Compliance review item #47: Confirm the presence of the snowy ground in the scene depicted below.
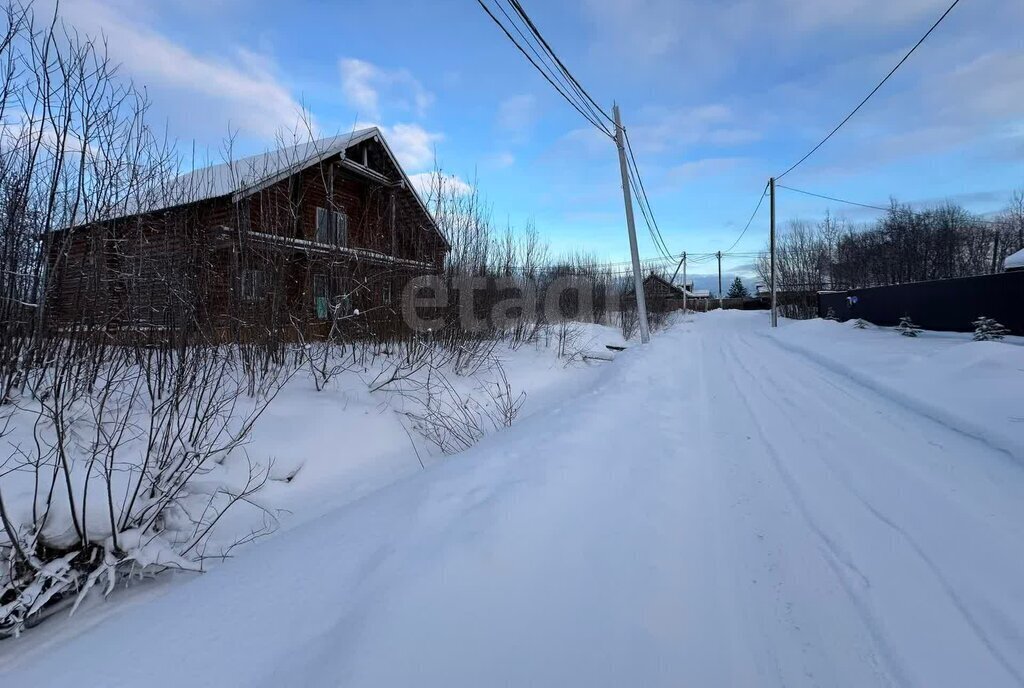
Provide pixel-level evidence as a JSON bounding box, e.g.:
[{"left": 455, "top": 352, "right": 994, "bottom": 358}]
[{"left": 3, "top": 311, "right": 1023, "bottom": 687}]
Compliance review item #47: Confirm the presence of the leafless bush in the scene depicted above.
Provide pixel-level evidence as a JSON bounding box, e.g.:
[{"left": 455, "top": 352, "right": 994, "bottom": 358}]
[
  {"left": 0, "top": 343, "right": 291, "bottom": 637},
  {"left": 396, "top": 356, "right": 524, "bottom": 455},
  {"left": 757, "top": 197, "right": 1024, "bottom": 320}
]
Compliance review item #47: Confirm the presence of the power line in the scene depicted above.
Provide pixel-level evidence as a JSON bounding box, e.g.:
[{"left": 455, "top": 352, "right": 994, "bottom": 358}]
[
  {"left": 777, "top": 184, "right": 891, "bottom": 212},
  {"left": 476, "top": 0, "right": 677, "bottom": 262},
  {"left": 626, "top": 155, "right": 674, "bottom": 260},
  {"left": 722, "top": 183, "right": 770, "bottom": 253},
  {"left": 490, "top": 0, "right": 610, "bottom": 134},
  {"left": 777, "top": 184, "right": 1004, "bottom": 224},
  {"left": 506, "top": 0, "right": 614, "bottom": 127},
  {"left": 623, "top": 130, "right": 674, "bottom": 260},
  {"left": 775, "top": 0, "right": 963, "bottom": 180},
  {"left": 475, "top": 0, "right": 613, "bottom": 137}
]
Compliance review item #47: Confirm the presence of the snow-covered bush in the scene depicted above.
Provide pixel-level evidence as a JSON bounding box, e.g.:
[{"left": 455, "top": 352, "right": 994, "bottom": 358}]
[
  {"left": 853, "top": 318, "right": 870, "bottom": 329},
  {"left": 0, "top": 344, "right": 291, "bottom": 637},
  {"left": 896, "top": 316, "right": 921, "bottom": 337},
  {"left": 972, "top": 316, "right": 1009, "bottom": 342},
  {"left": 824, "top": 307, "right": 839, "bottom": 321}
]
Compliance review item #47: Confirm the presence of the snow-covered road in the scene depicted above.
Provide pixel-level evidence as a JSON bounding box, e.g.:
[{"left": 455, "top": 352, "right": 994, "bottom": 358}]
[{"left": 4, "top": 312, "right": 1024, "bottom": 687}]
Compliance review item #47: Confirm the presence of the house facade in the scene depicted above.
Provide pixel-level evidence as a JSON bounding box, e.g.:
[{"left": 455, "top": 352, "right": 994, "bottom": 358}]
[
  {"left": 640, "top": 274, "right": 710, "bottom": 312},
  {"left": 45, "top": 128, "right": 448, "bottom": 341}
]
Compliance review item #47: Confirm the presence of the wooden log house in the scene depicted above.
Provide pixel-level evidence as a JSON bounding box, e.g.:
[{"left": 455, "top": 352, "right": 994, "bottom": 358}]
[{"left": 44, "top": 128, "right": 449, "bottom": 342}]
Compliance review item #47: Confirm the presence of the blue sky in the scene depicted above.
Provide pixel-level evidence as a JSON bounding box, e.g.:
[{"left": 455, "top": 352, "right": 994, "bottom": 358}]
[{"left": 53, "top": 0, "right": 1024, "bottom": 277}]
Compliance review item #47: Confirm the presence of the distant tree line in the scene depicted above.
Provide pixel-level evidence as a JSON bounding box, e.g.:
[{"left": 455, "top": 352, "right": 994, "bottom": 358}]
[{"left": 757, "top": 192, "right": 1024, "bottom": 296}]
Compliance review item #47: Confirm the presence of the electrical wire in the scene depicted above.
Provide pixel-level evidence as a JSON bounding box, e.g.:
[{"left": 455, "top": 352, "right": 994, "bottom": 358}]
[
  {"left": 475, "top": 0, "right": 613, "bottom": 137},
  {"left": 506, "top": 0, "right": 614, "bottom": 128},
  {"left": 490, "top": 0, "right": 610, "bottom": 135},
  {"left": 776, "top": 184, "right": 891, "bottom": 212},
  {"left": 775, "top": 0, "right": 963, "bottom": 180},
  {"left": 722, "top": 183, "right": 770, "bottom": 254},
  {"left": 476, "top": 0, "right": 678, "bottom": 259},
  {"left": 623, "top": 129, "right": 674, "bottom": 260},
  {"left": 777, "top": 183, "right": 1004, "bottom": 225}
]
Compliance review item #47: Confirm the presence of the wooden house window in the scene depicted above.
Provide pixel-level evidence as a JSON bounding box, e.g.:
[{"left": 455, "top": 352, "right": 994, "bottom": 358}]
[
  {"left": 313, "top": 274, "right": 329, "bottom": 320},
  {"left": 241, "top": 269, "right": 268, "bottom": 302},
  {"left": 315, "top": 207, "right": 348, "bottom": 247},
  {"left": 312, "top": 273, "right": 352, "bottom": 319}
]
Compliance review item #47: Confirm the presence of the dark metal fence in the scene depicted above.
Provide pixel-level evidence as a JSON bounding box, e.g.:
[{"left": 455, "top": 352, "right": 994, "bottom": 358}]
[{"left": 817, "top": 271, "right": 1024, "bottom": 335}]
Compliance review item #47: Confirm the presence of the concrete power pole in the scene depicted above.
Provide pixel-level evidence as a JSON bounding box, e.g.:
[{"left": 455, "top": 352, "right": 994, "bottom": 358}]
[
  {"left": 613, "top": 103, "right": 650, "bottom": 343},
  {"left": 770, "top": 177, "right": 778, "bottom": 328}
]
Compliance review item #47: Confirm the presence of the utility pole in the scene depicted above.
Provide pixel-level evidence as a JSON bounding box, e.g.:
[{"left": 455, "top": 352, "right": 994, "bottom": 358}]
[
  {"left": 670, "top": 254, "right": 684, "bottom": 284},
  {"left": 769, "top": 177, "right": 778, "bottom": 328},
  {"left": 613, "top": 103, "right": 650, "bottom": 343},
  {"left": 682, "top": 251, "right": 688, "bottom": 315},
  {"left": 716, "top": 251, "right": 722, "bottom": 306}
]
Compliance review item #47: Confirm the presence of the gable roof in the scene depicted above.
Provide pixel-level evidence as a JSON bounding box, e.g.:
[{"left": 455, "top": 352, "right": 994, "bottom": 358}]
[
  {"left": 174, "top": 128, "right": 379, "bottom": 204},
  {"left": 644, "top": 273, "right": 686, "bottom": 296},
  {"left": 176, "top": 127, "right": 446, "bottom": 246},
  {"left": 643, "top": 273, "right": 710, "bottom": 298}
]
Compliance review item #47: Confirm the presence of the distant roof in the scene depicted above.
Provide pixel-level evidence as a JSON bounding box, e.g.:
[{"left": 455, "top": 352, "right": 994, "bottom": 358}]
[
  {"left": 174, "top": 128, "right": 379, "bottom": 204},
  {"left": 643, "top": 274, "right": 710, "bottom": 298},
  {"left": 644, "top": 273, "right": 686, "bottom": 296},
  {"left": 1005, "top": 248, "right": 1024, "bottom": 271}
]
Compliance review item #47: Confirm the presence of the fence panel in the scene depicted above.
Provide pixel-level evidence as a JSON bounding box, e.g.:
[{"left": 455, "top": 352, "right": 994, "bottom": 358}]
[{"left": 818, "top": 272, "right": 1024, "bottom": 335}]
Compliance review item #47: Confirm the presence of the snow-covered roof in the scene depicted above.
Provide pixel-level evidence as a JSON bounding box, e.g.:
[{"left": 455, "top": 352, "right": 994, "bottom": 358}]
[
  {"left": 686, "top": 289, "right": 711, "bottom": 298},
  {"left": 65, "top": 127, "right": 447, "bottom": 246},
  {"left": 1005, "top": 248, "right": 1024, "bottom": 271},
  {"left": 174, "top": 128, "right": 379, "bottom": 205}
]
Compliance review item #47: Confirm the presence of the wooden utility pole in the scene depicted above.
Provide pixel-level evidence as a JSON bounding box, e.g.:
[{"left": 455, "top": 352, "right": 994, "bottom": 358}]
[
  {"left": 770, "top": 177, "right": 778, "bottom": 328},
  {"left": 991, "top": 231, "right": 1000, "bottom": 274},
  {"left": 716, "top": 251, "right": 722, "bottom": 305},
  {"left": 682, "top": 251, "right": 688, "bottom": 315},
  {"left": 613, "top": 103, "right": 650, "bottom": 343}
]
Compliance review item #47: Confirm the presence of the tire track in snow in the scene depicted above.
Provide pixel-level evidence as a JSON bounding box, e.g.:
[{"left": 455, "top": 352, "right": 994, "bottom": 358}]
[
  {"left": 734, "top": 332, "right": 1024, "bottom": 687},
  {"left": 718, "top": 340, "right": 911, "bottom": 688}
]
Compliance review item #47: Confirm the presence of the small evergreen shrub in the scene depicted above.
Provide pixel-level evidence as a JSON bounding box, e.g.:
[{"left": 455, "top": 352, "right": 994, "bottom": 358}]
[
  {"left": 853, "top": 318, "right": 869, "bottom": 329},
  {"left": 824, "top": 307, "right": 839, "bottom": 321},
  {"left": 896, "top": 315, "right": 920, "bottom": 337},
  {"left": 972, "top": 316, "right": 1009, "bottom": 341}
]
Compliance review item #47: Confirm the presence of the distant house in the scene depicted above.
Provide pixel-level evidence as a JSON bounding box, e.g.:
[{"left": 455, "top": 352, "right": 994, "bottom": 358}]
[
  {"left": 44, "top": 128, "right": 449, "bottom": 339},
  {"left": 637, "top": 274, "right": 709, "bottom": 312},
  {"left": 1005, "top": 248, "right": 1024, "bottom": 273}
]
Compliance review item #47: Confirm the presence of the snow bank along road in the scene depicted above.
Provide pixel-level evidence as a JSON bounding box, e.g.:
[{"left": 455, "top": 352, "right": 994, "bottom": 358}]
[{"left": 4, "top": 312, "right": 1024, "bottom": 687}]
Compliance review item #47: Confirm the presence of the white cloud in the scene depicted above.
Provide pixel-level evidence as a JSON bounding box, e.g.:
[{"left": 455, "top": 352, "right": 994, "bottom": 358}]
[
  {"left": 781, "top": 0, "right": 945, "bottom": 31},
  {"left": 339, "top": 58, "right": 434, "bottom": 122},
  {"left": 487, "top": 151, "right": 516, "bottom": 169},
  {"left": 496, "top": 94, "right": 539, "bottom": 141},
  {"left": 625, "top": 104, "right": 761, "bottom": 154},
  {"left": 378, "top": 123, "right": 443, "bottom": 171},
  {"left": 555, "top": 126, "right": 614, "bottom": 158},
  {"left": 580, "top": 0, "right": 692, "bottom": 60},
  {"left": 56, "top": 0, "right": 305, "bottom": 139},
  {"left": 408, "top": 171, "right": 473, "bottom": 199},
  {"left": 668, "top": 157, "right": 747, "bottom": 182}
]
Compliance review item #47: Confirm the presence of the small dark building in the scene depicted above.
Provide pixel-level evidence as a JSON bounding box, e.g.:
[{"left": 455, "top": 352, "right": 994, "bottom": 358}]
[{"left": 634, "top": 274, "right": 708, "bottom": 312}]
